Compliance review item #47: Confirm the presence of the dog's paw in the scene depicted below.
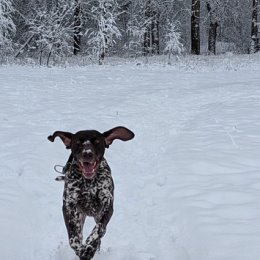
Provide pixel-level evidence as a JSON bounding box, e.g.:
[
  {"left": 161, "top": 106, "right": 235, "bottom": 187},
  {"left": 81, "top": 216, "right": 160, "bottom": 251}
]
[
  {"left": 79, "top": 237, "right": 102, "bottom": 260},
  {"left": 79, "top": 245, "right": 95, "bottom": 260}
]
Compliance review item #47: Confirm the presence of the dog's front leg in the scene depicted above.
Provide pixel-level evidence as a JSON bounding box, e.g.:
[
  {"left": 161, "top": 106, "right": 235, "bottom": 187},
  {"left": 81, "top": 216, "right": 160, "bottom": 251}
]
[
  {"left": 79, "top": 190, "right": 114, "bottom": 260},
  {"left": 63, "top": 205, "right": 86, "bottom": 256},
  {"left": 63, "top": 181, "right": 86, "bottom": 257}
]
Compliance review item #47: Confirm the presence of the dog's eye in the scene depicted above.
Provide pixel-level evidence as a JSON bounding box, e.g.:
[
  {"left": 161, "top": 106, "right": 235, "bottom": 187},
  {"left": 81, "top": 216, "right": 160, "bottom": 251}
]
[{"left": 94, "top": 139, "right": 100, "bottom": 144}]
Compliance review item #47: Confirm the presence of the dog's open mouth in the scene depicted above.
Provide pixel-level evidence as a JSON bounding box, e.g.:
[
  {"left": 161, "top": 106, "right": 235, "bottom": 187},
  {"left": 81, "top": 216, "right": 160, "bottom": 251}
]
[{"left": 79, "top": 160, "right": 99, "bottom": 179}]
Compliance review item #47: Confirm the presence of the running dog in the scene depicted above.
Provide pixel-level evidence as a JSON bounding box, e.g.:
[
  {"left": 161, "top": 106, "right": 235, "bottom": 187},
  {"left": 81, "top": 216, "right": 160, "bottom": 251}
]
[{"left": 48, "top": 126, "right": 134, "bottom": 260}]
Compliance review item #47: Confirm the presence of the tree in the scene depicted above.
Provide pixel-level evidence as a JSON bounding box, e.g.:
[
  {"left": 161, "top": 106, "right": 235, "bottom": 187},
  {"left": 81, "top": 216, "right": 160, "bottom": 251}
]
[
  {"left": 73, "top": 0, "right": 82, "bottom": 55},
  {"left": 207, "top": 2, "right": 219, "bottom": 55},
  {"left": 123, "top": 0, "right": 150, "bottom": 56},
  {"left": 143, "top": 0, "right": 159, "bottom": 55},
  {"left": 27, "top": 3, "right": 73, "bottom": 65},
  {"left": 164, "top": 22, "right": 184, "bottom": 64},
  {"left": 191, "top": 0, "right": 200, "bottom": 55},
  {"left": 251, "top": 0, "right": 259, "bottom": 53},
  {"left": 0, "top": 0, "right": 15, "bottom": 59},
  {"left": 87, "top": 0, "right": 121, "bottom": 64}
]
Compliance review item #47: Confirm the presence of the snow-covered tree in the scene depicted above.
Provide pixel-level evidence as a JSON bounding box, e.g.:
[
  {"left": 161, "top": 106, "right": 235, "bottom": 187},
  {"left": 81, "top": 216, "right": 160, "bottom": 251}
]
[
  {"left": 251, "top": 0, "right": 259, "bottom": 53},
  {"left": 164, "top": 22, "right": 184, "bottom": 64},
  {"left": 87, "top": 0, "right": 121, "bottom": 64},
  {"left": 126, "top": 21, "right": 147, "bottom": 56},
  {"left": 143, "top": 0, "right": 160, "bottom": 55},
  {"left": 27, "top": 4, "right": 73, "bottom": 65},
  {"left": 121, "top": 1, "right": 149, "bottom": 56},
  {"left": 0, "top": 0, "right": 15, "bottom": 59}
]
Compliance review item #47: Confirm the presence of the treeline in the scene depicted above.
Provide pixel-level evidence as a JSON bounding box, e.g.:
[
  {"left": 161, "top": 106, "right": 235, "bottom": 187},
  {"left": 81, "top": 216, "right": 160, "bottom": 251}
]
[{"left": 0, "top": 0, "right": 259, "bottom": 65}]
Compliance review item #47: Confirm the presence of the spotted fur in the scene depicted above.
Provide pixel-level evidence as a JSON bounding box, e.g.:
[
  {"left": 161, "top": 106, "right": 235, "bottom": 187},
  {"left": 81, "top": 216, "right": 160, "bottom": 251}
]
[{"left": 63, "top": 158, "right": 114, "bottom": 260}]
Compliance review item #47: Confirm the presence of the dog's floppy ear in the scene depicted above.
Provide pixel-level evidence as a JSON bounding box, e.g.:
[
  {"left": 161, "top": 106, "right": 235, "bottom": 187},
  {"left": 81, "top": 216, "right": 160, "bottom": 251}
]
[
  {"left": 103, "top": 126, "right": 134, "bottom": 147},
  {"left": 48, "top": 131, "right": 73, "bottom": 149}
]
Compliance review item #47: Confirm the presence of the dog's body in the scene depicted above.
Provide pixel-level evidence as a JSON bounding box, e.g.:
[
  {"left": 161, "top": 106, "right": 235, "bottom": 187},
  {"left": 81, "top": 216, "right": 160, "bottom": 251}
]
[
  {"left": 62, "top": 157, "right": 113, "bottom": 259},
  {"left": 48, "top": 127, "right": 134, "bottom": 260}
]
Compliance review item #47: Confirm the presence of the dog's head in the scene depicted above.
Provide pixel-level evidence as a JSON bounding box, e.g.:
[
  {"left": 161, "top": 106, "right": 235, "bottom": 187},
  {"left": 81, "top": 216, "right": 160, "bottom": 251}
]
[{"left": 48, "top": 126, "right": 134, "bottom": 179}]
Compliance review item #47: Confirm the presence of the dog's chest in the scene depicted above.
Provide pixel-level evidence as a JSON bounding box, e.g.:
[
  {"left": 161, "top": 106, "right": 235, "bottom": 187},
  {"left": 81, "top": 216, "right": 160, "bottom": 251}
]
[
  {"left": 64, "top": 159, "right": 113, "bottom": 217},
  {"left": 78, "top": 180, "right": 102, "bottom": 216}
]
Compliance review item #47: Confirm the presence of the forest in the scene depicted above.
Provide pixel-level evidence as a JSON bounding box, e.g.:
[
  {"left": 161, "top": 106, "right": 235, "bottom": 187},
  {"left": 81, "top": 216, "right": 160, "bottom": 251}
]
[{"left": 0, "top": 0, "right": 259, "bottom": 65}]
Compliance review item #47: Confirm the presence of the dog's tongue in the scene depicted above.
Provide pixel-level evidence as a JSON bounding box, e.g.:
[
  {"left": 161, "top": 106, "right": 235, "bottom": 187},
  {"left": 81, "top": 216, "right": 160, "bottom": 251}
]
[{"left": 80, "top": 161, "right": 97, "bottom": 178}]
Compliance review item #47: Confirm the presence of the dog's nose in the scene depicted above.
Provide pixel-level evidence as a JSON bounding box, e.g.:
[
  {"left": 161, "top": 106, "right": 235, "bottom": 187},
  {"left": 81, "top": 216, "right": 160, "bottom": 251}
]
[{"left": 83, "top": 150, "right": 94, "bottom": 159}]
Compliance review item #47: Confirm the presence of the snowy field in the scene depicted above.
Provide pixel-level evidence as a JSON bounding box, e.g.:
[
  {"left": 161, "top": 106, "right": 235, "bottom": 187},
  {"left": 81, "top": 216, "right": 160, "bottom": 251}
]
[{"left": 1, "top": 54, "right": 260, "bottom": 260}]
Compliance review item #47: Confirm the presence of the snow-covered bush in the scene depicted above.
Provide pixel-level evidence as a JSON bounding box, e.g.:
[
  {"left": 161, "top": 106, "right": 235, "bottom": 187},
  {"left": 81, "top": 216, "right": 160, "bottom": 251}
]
[
  {"left": 0, "top": 0, "right": 15, "bottom": 60},
  {"left": 164, "top": 22, "right": 184, "bottom": 64},
  {"left": 87, "top": 0, "right": 121, "bottom": 64}
]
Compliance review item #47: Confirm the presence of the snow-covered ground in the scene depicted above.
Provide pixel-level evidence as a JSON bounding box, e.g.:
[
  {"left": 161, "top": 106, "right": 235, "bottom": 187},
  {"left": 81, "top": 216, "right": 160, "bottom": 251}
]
[{"left": 1, "top": 54, "right": 260, "bottom": 260}]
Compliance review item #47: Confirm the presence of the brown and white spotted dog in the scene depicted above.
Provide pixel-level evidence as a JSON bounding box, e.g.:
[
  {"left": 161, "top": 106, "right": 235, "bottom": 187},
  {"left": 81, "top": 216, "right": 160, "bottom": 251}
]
[{"left": 48, "top": 127, "right": 134, "bottom": 260}]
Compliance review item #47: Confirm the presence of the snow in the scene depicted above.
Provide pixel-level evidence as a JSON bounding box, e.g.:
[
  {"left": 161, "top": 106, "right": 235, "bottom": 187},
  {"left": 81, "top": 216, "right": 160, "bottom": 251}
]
[{"left": 1, "top": 54, "right": 260, "bottom": 260}]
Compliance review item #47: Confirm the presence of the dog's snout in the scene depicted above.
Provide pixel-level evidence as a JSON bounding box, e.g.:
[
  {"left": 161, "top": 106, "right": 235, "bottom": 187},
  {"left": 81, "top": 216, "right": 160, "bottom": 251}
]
[{"left": 83, "top": 149, "right": 94, "bottom": 159}]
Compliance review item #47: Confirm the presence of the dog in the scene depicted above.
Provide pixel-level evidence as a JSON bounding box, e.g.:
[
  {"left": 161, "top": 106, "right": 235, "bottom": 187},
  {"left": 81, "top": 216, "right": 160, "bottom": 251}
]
[{"left": 48, "top": 126, "right": 134, "bottom": 260}]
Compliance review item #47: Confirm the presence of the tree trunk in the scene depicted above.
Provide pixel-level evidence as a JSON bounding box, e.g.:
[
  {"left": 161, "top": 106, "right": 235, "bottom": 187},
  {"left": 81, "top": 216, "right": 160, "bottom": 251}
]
[
  {"left": 73, "top": 0, "right": 81, "bottom": 55},
  {"left": 120, "top": 2, "right": 131, "bottom": 49},
  {"left": 152, "top": 15, "right": 160, "bottom": 54},
  {"left": 39, "top": 49, "right": 43, "bottom": 66},
  {"left": 144, "top": 1, "right": 152, "bottom": 55},
  {"left": 191, "top": 0, "right": 200, "bottom": 55},
  {"left": 143, "top": 31, "right": 150, "bottom": 55},
  {"left": 47, "top": 50, "right": 52, "bottom": 67},
  {"left": 207, "top": 2, "right": 218, "bottom": 55},
  {"left": 208, "top": 22, "right": 218, "bottom": 54},
  {"left": 251, "top": 0, "right": 259, "bottom": 53},
  {"left": 143, "top": 0, "right": 159, "bottom": 55},
  {"left": 99, "top": 41, "right": 106, "bottom": 65}
]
